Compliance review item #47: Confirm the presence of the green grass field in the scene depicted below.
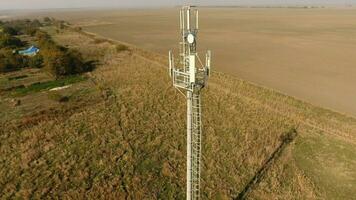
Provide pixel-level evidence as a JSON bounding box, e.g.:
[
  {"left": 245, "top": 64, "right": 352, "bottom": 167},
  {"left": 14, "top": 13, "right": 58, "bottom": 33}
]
[{"left": 12, "top": 75, "right": 86, "bottom": 96}]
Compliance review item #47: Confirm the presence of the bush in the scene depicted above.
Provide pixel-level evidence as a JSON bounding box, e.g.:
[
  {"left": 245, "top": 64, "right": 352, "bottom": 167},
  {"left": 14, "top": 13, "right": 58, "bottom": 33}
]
[
  {"left": 35, "top": 30, "right": 52, "bottom": 44},
  {"left": 0, "top": 19, "right": 45, "bottom": 36},
  {"left": 43, "top": 17, "right": 52, "bottom": 24},
  {"left": 30, "top": 19, "right": 42, "bottom": 28},
  {"left": 8, "top": 75, "right": 28, "bottom": 81},
  {"left": 41, "top": 48, "right": 88, "bottom": 77},
  {"left": 27, "top": 54, "right": 44, "bottom": 68},
  {"left": 0, "top": 48, "right": 24, "bottom": 72},
  {"left": 39, "top": 38, "right": 90, "bottom": 78},
  {"left": 116, "top": 44, "right": 129, "bottom": 52},
  {"left": 42, "top": 49, "right": 69, "bottom": 77},
  {"left": 24, "top": 27, "right": 38, "bottom": 36},
  {"left": 93, "top": 38, "right": 106, "bottom": 44},
  {"left": 48, "top": 91, "right": 69, "bottom": 102},
  {"left": 2, "top": 26, "right": 18, "bottom": 35},
  {"left": 0, "top": 34, "right": 24, "bottom": 48},
  {"left": 54, "top": 21, "right": 66, "bottom": 30},
  {"left": 73, "top": 26, "right": 82, "bottom": 31}
]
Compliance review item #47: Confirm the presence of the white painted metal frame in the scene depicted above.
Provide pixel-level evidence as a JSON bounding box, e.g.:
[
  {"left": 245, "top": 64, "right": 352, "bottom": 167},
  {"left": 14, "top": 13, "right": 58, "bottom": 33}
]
[{"left": 169, "top": 5, "right": 211, "bottom": 200}]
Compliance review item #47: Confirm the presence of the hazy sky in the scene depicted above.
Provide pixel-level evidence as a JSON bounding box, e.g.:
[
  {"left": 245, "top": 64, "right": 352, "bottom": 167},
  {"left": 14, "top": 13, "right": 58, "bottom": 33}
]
[{"left": 0, "top": 0, "right": 355, "bottom": 10}]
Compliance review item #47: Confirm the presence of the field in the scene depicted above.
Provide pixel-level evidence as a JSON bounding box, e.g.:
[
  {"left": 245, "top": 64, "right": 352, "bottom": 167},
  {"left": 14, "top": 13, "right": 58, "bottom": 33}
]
[
  {"left": 17, "top": 7, "right": 356, "bottom": 117},
  {"left": 0, "top": 23, "right": 355, "bottom": 199}
]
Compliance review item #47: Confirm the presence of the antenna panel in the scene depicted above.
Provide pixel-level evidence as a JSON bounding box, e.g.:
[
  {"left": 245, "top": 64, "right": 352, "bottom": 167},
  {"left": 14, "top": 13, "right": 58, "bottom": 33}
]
[{"left": 189, "top": 55, "right": 196, "bottom": 83}]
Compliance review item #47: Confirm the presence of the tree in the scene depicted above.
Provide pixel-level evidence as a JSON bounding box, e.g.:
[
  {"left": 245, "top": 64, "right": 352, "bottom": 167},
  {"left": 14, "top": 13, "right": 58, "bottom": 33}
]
[
  {"left": 35, "top": 30, "right": 52, "bottom": 44},
  {"left": 66, "top": 49, "right": 86, "bottom": 74},
  {"left": 30, "top": 19, "right": 42, "bottom": 28},
  {"left": 24, "top": 27, "right": 38, "bottom": 36},
  {"left": 41, "top": 46, "right": 70, "bottom": 78},
  {"left": 0, "top": 34, "right": 24, "bottom": 48},
  {"left": 43, "top": 17, "right": 52, "bottom": 24},
  {"left": 2, "top": 26, "right": 18, "bottom": 35},
  {"left": 40, "top": 45, "right": 89, "bottom": 78},
  {"left": 0, "top": 48, "right": 24, "bottom": 72},
  {"left": 27, "top": 54, "right": 44, "bottom": 68},
  {"left": 34, "top": 26, "right": 90, "bottom": 78}
]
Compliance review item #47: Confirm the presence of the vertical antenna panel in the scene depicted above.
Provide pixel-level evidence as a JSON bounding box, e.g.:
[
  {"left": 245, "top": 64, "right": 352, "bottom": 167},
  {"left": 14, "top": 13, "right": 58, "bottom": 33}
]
[
  {"left": 187, "top": 8, "right": 190, "bottom": 30},
  {"left": 180, "top": 10, "right": 183, "bottom": 30},
  {"left": 196, "top": 10, "right": 199, "bottom": 30},
  {"left": 206, "top": 50, "right": 211, "bottom": 76},
  {"left": 189, "top": 55, "right": 196, "bottom": 83},
  {"left": 182, "top": 10, "right": 185, "bottom": 33},
  {"left": 169, "top": 51, "right": 174, "bottom": 77}
]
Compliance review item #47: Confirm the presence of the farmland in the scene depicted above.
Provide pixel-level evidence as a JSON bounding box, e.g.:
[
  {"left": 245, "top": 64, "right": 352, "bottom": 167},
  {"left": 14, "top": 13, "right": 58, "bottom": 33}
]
[
  {"left": 0, "top": 20, "right": 355, "bottom": 199},
  {"left": 17, "top": 7, "right": 356, "bottom": 117}
]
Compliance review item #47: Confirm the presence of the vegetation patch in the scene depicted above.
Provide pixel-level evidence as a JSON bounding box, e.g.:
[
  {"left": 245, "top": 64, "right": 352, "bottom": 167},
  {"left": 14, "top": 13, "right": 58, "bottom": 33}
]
[
  {"left": 116, "top": 44, "right": 129, "bottom": 52},
  {"left": 293, "top": 133, "right": 356, "bottom": 200},
  {"left": 93, "top": 38, "right": 107, "bottom": 44},
  {"left": 12, "top": 75, "right": 86, "bottom": 96},
  {"left": 48, "top": 91, "right": 70, "bottom": 102},
  {"left": 8, "top": 74, "right": 28, "bottom": 81},
  {"left": 0, "top": 18, "right": 94, "bottom": 77}
]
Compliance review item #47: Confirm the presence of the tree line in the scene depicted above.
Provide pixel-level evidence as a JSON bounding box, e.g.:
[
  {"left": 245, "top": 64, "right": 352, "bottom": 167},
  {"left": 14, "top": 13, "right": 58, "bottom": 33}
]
[{"left": 0, "top": 18, "right": 92, "bottom": 78}]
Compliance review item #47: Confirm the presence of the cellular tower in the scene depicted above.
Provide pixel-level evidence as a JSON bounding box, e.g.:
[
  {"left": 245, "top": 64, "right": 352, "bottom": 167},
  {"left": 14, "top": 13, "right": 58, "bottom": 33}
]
[{"left": 168, "top": 6, "right": 211, "bottom": 200}]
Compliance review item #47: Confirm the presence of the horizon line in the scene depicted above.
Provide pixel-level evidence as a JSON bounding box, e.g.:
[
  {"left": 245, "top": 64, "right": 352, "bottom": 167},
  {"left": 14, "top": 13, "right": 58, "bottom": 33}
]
[{"left": 0, "top": 3, "right": 355, "bottom": 12}]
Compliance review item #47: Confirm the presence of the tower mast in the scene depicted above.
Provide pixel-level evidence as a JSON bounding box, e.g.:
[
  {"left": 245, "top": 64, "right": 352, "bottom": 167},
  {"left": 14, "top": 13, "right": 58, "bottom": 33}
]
[{"left": 169, "top": 6, "right": 211, "bottom": 200}]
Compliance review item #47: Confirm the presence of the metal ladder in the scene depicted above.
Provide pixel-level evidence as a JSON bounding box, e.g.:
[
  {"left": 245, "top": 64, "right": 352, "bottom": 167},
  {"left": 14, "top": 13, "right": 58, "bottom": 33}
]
[{"left": 190, "top": 92, "right": 202, "bottom": 199}]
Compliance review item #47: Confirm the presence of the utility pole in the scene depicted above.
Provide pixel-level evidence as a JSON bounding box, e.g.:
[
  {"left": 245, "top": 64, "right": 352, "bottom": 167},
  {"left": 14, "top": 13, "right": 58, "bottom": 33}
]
[{"left": 169, "top": 5, "right": 211, "bottom": 200}]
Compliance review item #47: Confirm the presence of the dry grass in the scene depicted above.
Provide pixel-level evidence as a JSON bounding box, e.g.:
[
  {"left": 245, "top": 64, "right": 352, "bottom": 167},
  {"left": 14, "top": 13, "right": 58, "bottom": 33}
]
[{"left": 0, "top": 27, "right": 355, "bottom": 199}]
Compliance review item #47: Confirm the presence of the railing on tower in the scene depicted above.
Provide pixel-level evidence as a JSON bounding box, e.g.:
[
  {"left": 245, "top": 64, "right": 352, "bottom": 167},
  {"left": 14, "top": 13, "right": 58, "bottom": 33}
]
[{"left": 168, "top": 5, "right": 212, "bottom": 200}]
